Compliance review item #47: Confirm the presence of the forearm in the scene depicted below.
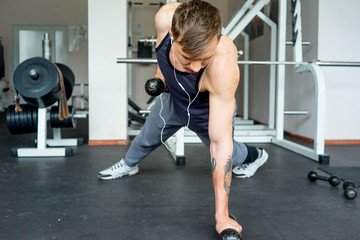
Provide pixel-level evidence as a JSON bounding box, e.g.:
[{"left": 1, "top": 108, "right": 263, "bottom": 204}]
[{"left": 211, "top": 139, "right": 233, "bottom": 220}]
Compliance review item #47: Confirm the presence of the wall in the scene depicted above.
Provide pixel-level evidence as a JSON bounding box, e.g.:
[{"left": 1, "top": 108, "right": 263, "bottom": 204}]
[
  {"left": 318, "top": 0, "right": 360, "bottom": 140},
  {"left": 0, "top": 0, "right": 88, "bottom": 107},
  {"left": 88, "top": 0, "right": 128, "bottom": 143}
]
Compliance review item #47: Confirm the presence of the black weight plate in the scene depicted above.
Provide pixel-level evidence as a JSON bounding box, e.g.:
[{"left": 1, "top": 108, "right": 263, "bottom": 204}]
[
  {"left": 13, "top": 108, "right": 21, "bottom": 134},
  {"left": 14, "top": 57, "right": 59, "bottom": 98},
  {"left": 27, "top": 105, "right": 36, "bottom": 132},
  {"left": 31, "top": 107, "right": 38, "bottom": 129},
  {"left": 50, "top": 105, "right": 76, "bottom": 128},
  {"left": 12, "top": 106, "right": 20, "bottom": 134},
  {"left": 18, "top": 106, "right": 27, "bottom": 132},
  {"left": 6, "top": 105, "right": 15, "bottom": 134},
  {"left": 25, "top": 105, "right": 34, "bottom": 132},
  {"left": 22, "top": 105, "right": 34, "bottom": 133},
  {"left": 55, "top": 63, "right": 75, "bottom": 99},
  {"left": 49, "top": 106, "right": 58, "bottom": 128},
  {"left": 13, "top": 57, "right": 61, "bottom": 107}
]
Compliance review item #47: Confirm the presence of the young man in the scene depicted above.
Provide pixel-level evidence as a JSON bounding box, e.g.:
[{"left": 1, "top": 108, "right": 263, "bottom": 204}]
[{"left": 98, "top": 0, "right": 268, "bottom": 235}]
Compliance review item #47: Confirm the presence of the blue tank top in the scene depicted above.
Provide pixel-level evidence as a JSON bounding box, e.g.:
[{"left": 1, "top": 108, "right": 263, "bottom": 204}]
[{"left": 155, "top": 33, "right": 209, "bottom": 135}]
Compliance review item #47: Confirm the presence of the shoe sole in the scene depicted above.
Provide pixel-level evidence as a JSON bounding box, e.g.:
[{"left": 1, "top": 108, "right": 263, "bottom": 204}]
[
  {"left": 98, "top": 168, "right": 139, "bottom": 180},
  {"left": 233, "top": 151, "right": 268, "bottom": 179}
]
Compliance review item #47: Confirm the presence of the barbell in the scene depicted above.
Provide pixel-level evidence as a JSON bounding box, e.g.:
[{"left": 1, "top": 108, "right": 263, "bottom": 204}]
[{"left": 116, "top": 58, "right": 360, "bottom": 67}]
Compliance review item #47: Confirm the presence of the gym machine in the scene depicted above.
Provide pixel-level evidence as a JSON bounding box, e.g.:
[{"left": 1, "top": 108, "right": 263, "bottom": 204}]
[{"left": 7, "top": 33, "right": 84, "bottom": 157}]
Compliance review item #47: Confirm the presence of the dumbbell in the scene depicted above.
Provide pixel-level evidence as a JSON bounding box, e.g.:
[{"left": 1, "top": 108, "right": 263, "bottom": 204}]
[
  {"left": 218, "top": 214, "right": 243, "bottom": 240},
  {"left": 343, "top": 180, "right": 358, "bottom": 200},
  {"left": 145, "top": 77, "right": 165, "bottom": 96},
  {"left": 307, "top": 171, "right": 341, "bottom": 187},
  {"left": 308, "top": 171, "right": 358, "bottom": 200}
]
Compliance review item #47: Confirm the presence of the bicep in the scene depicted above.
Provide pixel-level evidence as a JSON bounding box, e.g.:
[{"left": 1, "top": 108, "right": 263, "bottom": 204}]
[
  {"left": 208, "top": 63, "right": 239, "bottom": 143},
  {"left": 208, "top": 92, "right": 235, "bottom": 144}
]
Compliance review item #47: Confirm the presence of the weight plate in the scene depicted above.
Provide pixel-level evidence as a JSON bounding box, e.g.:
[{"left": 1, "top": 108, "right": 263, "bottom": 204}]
[
  {"left": 50, "top": 105, "right": 76, "bottom": 128},
  {"left": 31, "top": 107, "right": 38, "bottom": 129},
  {"left": 13, "top": 57, "right": 61, "bottom": 107},
  {"left": 18, "top": 106, "right": 27, "bottom": 132},
  {"left": 6, "top": 105, "right": 15, "bottom": 134},
  {"left": 13, "top": 108, "right": 21, "bottom": 134},
  {"left": 22, "top": 105, "right": 35, "bottom": 133},
  {"left": 25, "top": 105, "right": 34, "bottom": 132}
]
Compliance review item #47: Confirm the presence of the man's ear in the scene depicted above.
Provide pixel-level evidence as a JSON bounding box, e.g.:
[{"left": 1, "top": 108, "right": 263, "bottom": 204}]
[{"left": 169, "top": 28, "right": 174, "bottom": 44}]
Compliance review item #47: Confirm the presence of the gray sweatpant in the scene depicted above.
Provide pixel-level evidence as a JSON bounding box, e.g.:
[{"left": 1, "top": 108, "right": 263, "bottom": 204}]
[{"left": 124, "top": 92, "right": 248, "bottom": 167}]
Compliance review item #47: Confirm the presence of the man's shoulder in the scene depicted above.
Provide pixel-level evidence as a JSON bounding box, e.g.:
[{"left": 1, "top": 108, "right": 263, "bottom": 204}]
[
  {"left": 210, "top": 36, "right": 238, "bottom": 72},
  {"left": 217, "top": 36, "right": 237, "bottom": 58}
]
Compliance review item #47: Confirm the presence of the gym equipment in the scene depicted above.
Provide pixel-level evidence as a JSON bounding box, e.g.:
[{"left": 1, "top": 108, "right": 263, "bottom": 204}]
[
  {"left": 13, "top": 57, "right": 61, "bottom": 108},
  {"left": 218, "top": 214, "right": 242, "bottom": 240},
  {"left": 13, "top": 57, "right": 75, "bottom": 108},
  {"left": 343, "top": 182, "right": 358, "bottom": 200},
  {"left": 9, "top": 32, "right": 84, "bottom": 158},
  {"left": 117, "top": 58, "right": 360, "bottom": 67},
  {"left": 145, "top": 77, "right": 165, "bottom": 96},
  {"left": 50, "top": 105, "right": 76, "bottom": 128},
  {"left": 219, "top": 229, "right": 242, "bottom": 240},
  {"left": 307, "top": 171, "right": 341, "bottom": 187},
  {"left": 308, "top": 170, "right": 358, "bottom": 200},
  {"left": 6, "top": 104, "right": 38, "bottom": 134}
]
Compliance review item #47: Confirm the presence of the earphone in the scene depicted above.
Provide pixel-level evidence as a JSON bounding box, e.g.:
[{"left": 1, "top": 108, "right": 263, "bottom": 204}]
[{"left": 170, "top": 36, "right": 173, "bottom": 44}]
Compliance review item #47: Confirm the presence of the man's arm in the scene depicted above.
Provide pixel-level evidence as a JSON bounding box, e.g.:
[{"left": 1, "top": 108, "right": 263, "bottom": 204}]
[
  {"left": 206, "top": 36, "right": 242, "bottom": 234},
  {"left": 153, "top": 2, "right": 181, "bottom": 85}
]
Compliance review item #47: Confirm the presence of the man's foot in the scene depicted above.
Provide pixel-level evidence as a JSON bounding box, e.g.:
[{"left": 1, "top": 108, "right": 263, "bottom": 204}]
[
  {"left": 98, "top": 159, "right": 139, "bottom": 180},
  {"left": 232, "top": 148, "right": 268, "bottom": 178}
]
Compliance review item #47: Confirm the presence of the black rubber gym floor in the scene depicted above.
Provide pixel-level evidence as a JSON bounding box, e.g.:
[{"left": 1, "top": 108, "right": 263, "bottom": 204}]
[{"left": 1, "top": 111, "right": 360, "bottom": 240}]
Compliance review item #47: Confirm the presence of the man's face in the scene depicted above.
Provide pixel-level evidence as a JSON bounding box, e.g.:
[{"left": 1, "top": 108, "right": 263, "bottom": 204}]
[{"left": 172, "top": 36, "right": 219, "bottom": 73}]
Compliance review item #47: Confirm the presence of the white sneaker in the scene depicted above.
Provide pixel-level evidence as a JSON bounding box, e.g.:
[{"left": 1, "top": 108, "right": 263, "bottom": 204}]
[
  {"left": 232, "top": 148, "right": 268, "bottom": 178},
  {"left": 98, "top": 159, "right": 139, "bottom": 180}
]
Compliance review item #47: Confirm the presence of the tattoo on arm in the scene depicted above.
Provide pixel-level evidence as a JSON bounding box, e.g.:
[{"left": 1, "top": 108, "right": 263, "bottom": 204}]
[
  {"left": 224, "top": 156, "right": 232, "bottom": 196},
  {"left": 211, "top": 157, "right": 216, "bottom": 175}
]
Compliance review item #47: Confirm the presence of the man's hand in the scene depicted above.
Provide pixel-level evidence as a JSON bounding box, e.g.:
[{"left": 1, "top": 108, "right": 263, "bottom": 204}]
[{"left": 216, "top": 214, "right": 242, "bottom": 234}]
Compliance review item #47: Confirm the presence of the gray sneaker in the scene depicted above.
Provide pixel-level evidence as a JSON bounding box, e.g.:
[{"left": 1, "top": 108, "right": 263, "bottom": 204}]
[
  {"left": 232, "top": 148, "right": 268, "bottom": 178},
  {"left": 98, "top": 159, "right": 139, "bottom": 180}
]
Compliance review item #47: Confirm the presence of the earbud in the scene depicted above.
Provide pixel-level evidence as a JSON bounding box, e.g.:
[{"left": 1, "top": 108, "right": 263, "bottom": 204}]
[{"left": 170, "top": 36, "right": 173, "bottom": 44}]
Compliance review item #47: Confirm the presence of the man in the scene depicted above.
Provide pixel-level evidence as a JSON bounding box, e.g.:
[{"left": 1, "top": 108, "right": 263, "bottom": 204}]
[{"left": 98, "top": 0, "right": 268, "bottom": 235}]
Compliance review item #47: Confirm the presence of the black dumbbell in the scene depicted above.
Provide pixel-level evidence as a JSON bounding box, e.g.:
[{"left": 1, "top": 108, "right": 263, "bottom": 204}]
[
  {"left": 307, "top": 171, "right": 341, "bottom": 187},
  {"left": 218, "top": 214, "right": 242, "bottom": 240},
  {"left": 343, "top": 180, "right": 358, "bottom": 200},
  {"left": 219, "top": 229, "right": 242, "bottom": 240},
  {"left": 145, "top": 77, "right": 165, "bottom": 96}
]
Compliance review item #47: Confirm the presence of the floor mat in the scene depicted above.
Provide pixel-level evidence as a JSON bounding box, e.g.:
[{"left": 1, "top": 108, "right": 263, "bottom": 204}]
[{"left": 318, "top": 166, "right": 360, "bottom": 186}]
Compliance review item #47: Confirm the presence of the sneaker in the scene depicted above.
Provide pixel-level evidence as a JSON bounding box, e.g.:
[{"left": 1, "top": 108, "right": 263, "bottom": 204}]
[
  {"left": 98, "top": 159, "right": 139, "bottom": 180},
  {"left": 232, "top": 148, "right": 268, "bottom": 178}
]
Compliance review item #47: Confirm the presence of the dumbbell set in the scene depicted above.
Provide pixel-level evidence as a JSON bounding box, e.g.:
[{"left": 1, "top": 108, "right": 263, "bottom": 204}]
[{"left": 307, "top": 171, "right": 358, "bottom": 200}]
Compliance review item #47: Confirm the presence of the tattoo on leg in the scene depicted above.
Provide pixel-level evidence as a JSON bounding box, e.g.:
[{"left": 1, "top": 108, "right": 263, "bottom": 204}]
[
  {"left": 211, "top": 157, "right": 216, "bottom": 174},
  {"left": 224, "top": 156, "right": 232, "bottom": 196}
]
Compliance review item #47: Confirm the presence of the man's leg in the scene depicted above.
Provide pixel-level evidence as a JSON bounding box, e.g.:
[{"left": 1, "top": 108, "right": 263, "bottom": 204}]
[
  {"left": 98, "top": 93, "right": 183, "bottom": 179},
  {"left": 125, "top": 93, "right": 183, "bottom": 166}
]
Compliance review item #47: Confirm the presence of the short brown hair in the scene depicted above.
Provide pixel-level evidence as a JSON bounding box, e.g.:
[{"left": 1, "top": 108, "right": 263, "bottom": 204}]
[{"left": 171, "top": 0, "right": 222, "bottom": 58}]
